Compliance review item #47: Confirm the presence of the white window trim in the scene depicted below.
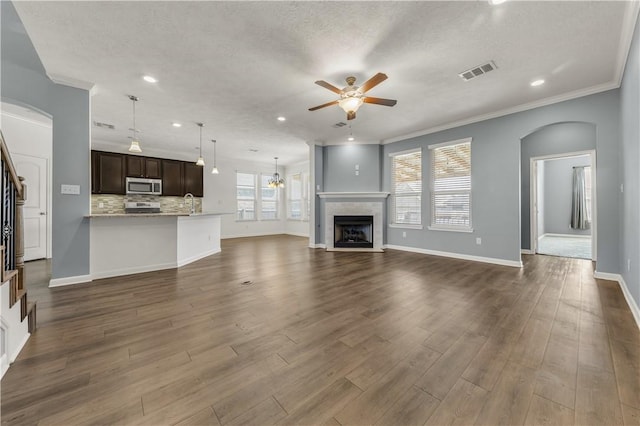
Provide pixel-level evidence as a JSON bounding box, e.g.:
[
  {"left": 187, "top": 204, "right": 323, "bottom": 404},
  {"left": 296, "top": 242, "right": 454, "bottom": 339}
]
[
  {"left": 260, "top": 172, "right": 280, "bottom": 221},
  {"left": 390, "top": 147, "right": 422, "bottom": 227},
  {"left": 429, "top": 138, "right": 473, "bottom": 232},
  {"left": 389, "top": 223, "right": 424, "bottom": 230},
  {"left": 236, "top": 170, "right": 258, "bottom": 222}
]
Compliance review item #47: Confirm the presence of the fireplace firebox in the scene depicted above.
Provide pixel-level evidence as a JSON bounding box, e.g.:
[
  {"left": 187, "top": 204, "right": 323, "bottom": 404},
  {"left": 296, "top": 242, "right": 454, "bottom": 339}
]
[{"left": 334, "top": 215, "right": 374, "bottom": 248}]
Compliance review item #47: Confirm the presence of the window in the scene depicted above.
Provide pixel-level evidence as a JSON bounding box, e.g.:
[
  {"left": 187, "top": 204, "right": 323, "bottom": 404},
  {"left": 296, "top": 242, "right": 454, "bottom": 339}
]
[
  {"left": 236, "top": 172, "right": 256, "bottom": 220},
  {"left": 260, "top": 174, "right": 279, "bottom": 220},
  {"left": 429, "top": 138, "right": 472, "bottom": 231},
  {"left": 390, "top": 149, "right": 422, "bottom": 226},
  {"left": 287, "top": 172, "right": 309, "bottom": 221}
]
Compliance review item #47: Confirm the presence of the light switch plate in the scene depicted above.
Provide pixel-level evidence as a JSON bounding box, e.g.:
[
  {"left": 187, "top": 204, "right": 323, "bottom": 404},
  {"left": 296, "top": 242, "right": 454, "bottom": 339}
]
[{"left": 61, "top": 184, "right": 80, "bottom": 195}]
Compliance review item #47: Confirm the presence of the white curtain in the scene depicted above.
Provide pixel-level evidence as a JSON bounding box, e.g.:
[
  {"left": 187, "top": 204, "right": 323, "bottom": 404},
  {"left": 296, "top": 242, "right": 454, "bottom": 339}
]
[{"left": 571, "top": 166, "right": 590, "bottom": 230}]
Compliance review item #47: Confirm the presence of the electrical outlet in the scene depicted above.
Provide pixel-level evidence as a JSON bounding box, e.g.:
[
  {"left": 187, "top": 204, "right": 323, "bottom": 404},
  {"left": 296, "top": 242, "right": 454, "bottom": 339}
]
[
  {"left": 476, "top": 237, "right": 482, "bottom": 245},
  {"left": 621, "top": 184, "right": 624, "bottom": 193},
  {"left": 627, "top": 259, "right": 631, "bottom": 272},
  {"left": 355, "top": 164, "right": 360, "bottom": 171},
  {"left": 179, "top": 203, "right": 184, "bottom": 208},
  {"left": 355, "top": 171, "right": 359, "bottom": 176},
  {"left": 402, "top": 231, "right": 406, "bottom": 238},
  {"left": 98, "top": 202, "right": 104, "bottom": 208},
  {"left": 317, "top": 185, "right": 321, "bottom": 191}
]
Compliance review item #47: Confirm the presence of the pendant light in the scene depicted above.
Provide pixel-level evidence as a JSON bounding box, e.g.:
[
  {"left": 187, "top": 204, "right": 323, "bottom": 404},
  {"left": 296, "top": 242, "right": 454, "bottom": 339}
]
[
  {"left": 128, "top": 95, "right": 142, "bottom": 153},
  {"left": 195, "top": 123, "right": 205, "bottom": 166},
  {"left": 268, "top": 157, "right": 284, "bottom": 188},
  {"left": 211, "top": 139, "right": 219, "bottom": 174}
]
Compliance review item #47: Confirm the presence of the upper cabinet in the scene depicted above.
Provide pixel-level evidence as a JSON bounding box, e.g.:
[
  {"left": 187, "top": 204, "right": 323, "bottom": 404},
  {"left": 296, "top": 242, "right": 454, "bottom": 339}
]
[
  {"left": 92, "top": 151, "right": 125, "bottom": 195},
  {"left": 161, "top": 159, "right": 184, "bottom": 197},
  {"left": 184, "top": 162, "right": 204, "bottom": 197},
  {"left": 91, "top": 150, "right": 203, "bottom": 196},
  {"left": 126, "top": 156, "right": 162, "bottom": 179}
]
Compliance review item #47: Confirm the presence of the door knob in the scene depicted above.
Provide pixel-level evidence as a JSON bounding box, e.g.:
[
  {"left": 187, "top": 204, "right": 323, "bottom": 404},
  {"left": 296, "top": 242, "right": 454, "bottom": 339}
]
[{"left": 40, "top": 212, "right": 46, "bottom": 216}]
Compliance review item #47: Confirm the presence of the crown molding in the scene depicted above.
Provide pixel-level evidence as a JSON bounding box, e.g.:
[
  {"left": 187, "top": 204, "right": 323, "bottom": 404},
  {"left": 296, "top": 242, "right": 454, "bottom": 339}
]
[{"left": 47, "top": 73, "right": 94, "bottom": 91}]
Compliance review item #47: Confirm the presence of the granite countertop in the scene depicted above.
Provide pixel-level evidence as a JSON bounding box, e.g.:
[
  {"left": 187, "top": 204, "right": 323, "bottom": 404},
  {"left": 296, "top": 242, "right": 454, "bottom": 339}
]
[{"left": 87, "top": 211, "right": 233, "bottom": 218}]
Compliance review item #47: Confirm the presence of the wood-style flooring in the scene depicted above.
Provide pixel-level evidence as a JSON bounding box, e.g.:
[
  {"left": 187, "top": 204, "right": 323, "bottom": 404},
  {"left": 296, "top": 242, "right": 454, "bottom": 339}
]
[{"left": 1, "top": 235, "right": 638, "bottom": 425}]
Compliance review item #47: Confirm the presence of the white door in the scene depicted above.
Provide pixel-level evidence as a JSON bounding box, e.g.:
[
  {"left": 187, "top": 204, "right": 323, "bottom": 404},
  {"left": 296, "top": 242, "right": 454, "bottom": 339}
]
[{"left": 13, "top": 153, "right": 47, "bottom": 261}]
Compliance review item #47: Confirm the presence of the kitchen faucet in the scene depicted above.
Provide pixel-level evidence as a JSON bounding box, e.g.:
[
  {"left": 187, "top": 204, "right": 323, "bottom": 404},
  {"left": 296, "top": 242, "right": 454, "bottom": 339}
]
[{"left": 184, "top": 193, "right": 195, "bottom": 214}]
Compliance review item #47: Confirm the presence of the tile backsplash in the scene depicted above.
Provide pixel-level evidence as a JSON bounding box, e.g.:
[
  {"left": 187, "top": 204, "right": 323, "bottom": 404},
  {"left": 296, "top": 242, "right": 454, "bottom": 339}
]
[{"left": 91, "top": 194, "right": 202, "bottom": 214}]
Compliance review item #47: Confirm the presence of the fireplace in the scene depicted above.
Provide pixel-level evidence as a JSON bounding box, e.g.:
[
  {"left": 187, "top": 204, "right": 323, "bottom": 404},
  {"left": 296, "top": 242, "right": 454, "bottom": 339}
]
[{"left": 334, "top": 215, "right": 374, "bottom": 249}]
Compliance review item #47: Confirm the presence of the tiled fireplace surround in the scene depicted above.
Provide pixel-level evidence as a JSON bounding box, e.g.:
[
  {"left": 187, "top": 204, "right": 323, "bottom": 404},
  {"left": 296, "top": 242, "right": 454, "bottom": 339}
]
[{"left": 320, "top": 193, "right": 389, "bottom": 252}]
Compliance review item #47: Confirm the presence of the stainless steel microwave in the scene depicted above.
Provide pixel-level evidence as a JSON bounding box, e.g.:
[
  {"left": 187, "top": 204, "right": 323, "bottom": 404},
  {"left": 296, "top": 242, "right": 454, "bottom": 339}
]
[{"left": 125, "top": 177, "right": 162, "bottom": 195}]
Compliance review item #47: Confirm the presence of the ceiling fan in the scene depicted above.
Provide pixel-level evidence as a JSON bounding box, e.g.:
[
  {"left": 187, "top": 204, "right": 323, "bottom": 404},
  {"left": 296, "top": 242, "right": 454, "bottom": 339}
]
[{"left": 309, "top": 72, "right": 397, "bottom": 120}]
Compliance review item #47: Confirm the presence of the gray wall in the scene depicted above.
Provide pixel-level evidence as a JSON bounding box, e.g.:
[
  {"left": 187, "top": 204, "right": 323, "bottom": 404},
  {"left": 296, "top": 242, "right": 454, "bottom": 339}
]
[
  {"left": 1, "top": 1, "right": 91, "bottom": 280},
  {"left": 619, "top": 10, "right": 640, "bottom": 311},
  {"left": 323, "top": 145, "right": 381, "bottom": 192},
  {"left": 376, "top": 90, "right": 620, "bottom": 271},
  {"left": 542, "top": 156, "right": 591, "bottom": 236},
  {"left": 521, "top": 122, "right": 597, "bottom": 249}
]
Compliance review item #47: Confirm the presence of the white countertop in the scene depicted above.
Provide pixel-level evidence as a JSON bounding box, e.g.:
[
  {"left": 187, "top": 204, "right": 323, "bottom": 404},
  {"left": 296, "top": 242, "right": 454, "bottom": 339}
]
[{"left": 87, "top": 211, "right": 233, "bottom": 218}]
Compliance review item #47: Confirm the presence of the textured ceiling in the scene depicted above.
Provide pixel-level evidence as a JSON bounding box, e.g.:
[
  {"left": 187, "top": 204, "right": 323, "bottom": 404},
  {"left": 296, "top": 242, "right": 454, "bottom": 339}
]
[{"left": 13, "top": 1, "right": 638, "bottom": 165}]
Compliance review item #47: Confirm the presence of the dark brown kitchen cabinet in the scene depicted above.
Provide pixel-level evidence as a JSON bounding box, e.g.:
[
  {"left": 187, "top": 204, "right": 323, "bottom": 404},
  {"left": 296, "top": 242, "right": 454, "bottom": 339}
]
[
  {"left": 126, "top": 156, "right": 162, "bottom": 179},
  {"left": 183, "top": 162, "right": 204, "bottom": 197},
  {"left": 92, "top": 151, "right": 125, "bottom": 194},
  {"left": 161, "top": 159, "right": 183, "bottom": 196}
]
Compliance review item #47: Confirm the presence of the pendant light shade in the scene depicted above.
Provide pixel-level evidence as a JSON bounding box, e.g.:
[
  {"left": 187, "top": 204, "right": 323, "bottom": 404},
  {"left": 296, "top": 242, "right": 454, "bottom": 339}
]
[
  {"left": 196, "top": 123, "right": 205, "bottom": 166},
  {"left": 128, "top": 95, "right": 142, "bottom": 153},
  {"left": 211, "top": 139, "right": 219, "bottom": 174},
  {"left": 268, "top": 157, "right": 284, "bottom": 188}
]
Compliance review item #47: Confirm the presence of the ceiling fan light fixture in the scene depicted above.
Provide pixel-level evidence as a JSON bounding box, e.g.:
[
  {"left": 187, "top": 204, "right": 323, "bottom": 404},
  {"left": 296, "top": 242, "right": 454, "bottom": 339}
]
[{"left": 338, "top": 96, "right": 363, "bottom": 114}]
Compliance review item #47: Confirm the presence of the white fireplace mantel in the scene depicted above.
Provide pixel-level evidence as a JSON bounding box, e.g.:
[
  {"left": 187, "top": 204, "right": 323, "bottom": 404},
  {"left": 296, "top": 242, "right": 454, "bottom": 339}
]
[{"left": 318, "top": 192, "right": 390, "bottom": 199}]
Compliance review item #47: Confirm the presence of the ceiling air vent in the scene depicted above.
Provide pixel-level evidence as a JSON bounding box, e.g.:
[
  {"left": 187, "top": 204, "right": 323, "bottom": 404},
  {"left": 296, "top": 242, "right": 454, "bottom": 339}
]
[
  {"left": 333, "top": 122, "right": 347, "bottom": 128},
  {"left": 93, "top": 121, "right": 115, "bottom": 130},
  {"left": 459, "top": 61, "right": 497, "bottom": 82}
]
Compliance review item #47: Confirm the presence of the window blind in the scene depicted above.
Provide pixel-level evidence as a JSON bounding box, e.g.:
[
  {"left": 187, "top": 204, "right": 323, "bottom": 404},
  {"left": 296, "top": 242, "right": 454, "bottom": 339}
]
[
  {"left": 430, "top": 141, "right": 471, "bottom": 229},
  {"left": 391, "top": 149, "right": 422, "bottom": 225},
  {"left": 260, "top": 174, "right": 279, "bottom": 220}
]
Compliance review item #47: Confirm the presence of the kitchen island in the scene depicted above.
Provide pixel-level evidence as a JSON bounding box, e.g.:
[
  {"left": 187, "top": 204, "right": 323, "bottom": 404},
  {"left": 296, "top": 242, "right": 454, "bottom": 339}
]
[{"left": 87, "top": 212, "right": 230, "bottom": 280}]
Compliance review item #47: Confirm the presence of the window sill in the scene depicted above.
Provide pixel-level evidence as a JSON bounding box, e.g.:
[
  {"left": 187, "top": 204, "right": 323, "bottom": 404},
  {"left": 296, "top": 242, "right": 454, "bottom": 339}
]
[
  {"left": 427, "top": 226, "right": 474, "bottom": 233},
  {"left": 235, "top": 219, "right": 257, "bottom": 222},
  {"left": 389, "top": 224, "right": 423, "bottom": 230}
]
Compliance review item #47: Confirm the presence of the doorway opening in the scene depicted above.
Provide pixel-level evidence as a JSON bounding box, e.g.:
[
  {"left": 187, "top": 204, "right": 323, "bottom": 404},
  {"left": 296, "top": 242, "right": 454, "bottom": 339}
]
[
  {"left": 1, "top": 102, "right": 53, "bottom": 261},
  {"left": 531, "top": 151, "right": 596, "bottom": 260}
]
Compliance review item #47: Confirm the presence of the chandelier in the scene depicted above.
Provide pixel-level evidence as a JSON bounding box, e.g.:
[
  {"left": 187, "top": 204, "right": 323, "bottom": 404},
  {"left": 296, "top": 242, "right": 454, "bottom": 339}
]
[{"left": 268, "top": 157, "right": 284, "bottom": 188}]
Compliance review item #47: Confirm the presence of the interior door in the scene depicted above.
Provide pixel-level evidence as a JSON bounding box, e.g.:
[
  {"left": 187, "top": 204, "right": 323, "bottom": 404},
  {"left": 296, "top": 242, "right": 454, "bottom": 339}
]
[{"left": 13, "top": 153, "right": 47, "bottom": 261}]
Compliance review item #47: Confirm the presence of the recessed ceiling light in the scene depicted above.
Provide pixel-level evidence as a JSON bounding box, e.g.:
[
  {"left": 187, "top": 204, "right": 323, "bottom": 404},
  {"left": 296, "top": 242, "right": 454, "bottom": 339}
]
[
  {"left": 143, "top": 75, "right": 157, "bottom": 83},
  {"left": 277, "top": 116, "right": 286, "bottom": 122},
  {"left": 488, "top": 0, "right": 507, "bottom": 5},
  {"left": 530, "top": 79, "right": 545, "bottom": 87},
  {"left": 172, "top": 122, "right": 182, "bottom": 128}
]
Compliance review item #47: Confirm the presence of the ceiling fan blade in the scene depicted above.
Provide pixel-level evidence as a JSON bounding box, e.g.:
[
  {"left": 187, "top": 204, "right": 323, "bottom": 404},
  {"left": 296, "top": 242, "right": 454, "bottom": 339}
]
[
  {"left": 359, "top": 73, "right": 388, "bottom": 93},
  {"left": 364, "top": 97, "right": 397, "bottom": 107},
  {"left": 315, "top": 80, "right": 343, "bottom": 95},
  {"left": 309, "top": 100, "right": 339, "bottom": 111}
]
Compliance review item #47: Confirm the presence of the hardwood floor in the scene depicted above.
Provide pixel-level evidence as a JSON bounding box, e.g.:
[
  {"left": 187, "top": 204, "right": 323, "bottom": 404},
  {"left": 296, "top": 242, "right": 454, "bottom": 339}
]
[{"left": 1, "top": 235, "right": 638, "bottom": 425}]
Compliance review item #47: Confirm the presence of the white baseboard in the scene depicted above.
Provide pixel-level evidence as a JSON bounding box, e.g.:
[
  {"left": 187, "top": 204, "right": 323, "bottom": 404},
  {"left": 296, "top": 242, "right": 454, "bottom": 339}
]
[
  {"left": 90, "top": 262, "right": 177, "bottom": 281},
  {"left": 221, "top": 231, "right": 284, "bottom": 239},
  {"left": 385, "top": 244, "right": 522, "bottom": 268},
  {"left": 521, "top": 249, "right": 534, "bottom": 255},
  {"left": 10, "top": 331, "right": 30, "bottom": 363},
  {"left": 310, "top": 243, "right": 326, "bottom": 249},
  {"left": 49, "top": 274, "right": 92, "bottom": 287},
  {"left": 541, "top": 233, "right": 591, "bottom": 239},
  {"left": 285, "top": 232, "right": 310, "bottom": 238},
  {"left": 177, "top": 248, "right": 221, "bottom": 268},
  {"left": 594, "top": 271, "right": 640, "bottom": 329}
]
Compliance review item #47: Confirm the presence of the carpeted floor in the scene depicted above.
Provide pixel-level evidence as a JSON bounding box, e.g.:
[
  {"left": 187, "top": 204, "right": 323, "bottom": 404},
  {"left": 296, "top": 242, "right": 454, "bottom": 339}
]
[{"left": 537, "top": 234, "right": 592, "bottom": 260}]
